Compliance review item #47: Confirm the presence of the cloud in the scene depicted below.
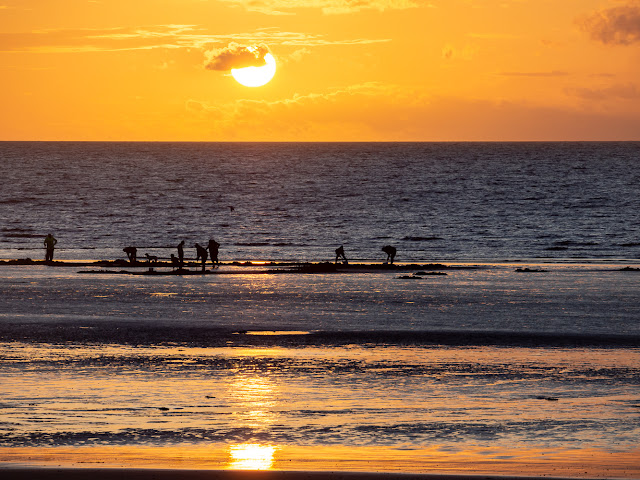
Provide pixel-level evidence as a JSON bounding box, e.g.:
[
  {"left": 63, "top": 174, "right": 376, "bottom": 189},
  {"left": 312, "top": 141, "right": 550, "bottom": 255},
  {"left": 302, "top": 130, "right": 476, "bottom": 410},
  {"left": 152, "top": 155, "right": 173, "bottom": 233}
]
[
  {"left": 566, "top": 83, "right": 640, "bottom": 101},
  {"left": 185, "top": 83, "right": 413, "bottom": 137},
  {"left": 184, "top": 83, "right": 640, "bottom": 141},
  {"left": 442, "top": 45, "right": 454, "bottom": 60},
  {"left": 0, "top": 25, "right": 200, "bottom": 53},
  {"left": 499, "top": 71, "right": 569, "bottom": 77},
  {"left": 0, "top": 25, "right": 388, "bottom": 54},
  {"left": 467, "top": 33, "right": 520, "bottom": 40},
  {"left": 219, "top": 0, "right": 419, "bottom": 15},
  {"left": 204, "top": 43, "right": 269, "bottom": 71},
  {"left": 287, "top": 47, "right": 312, "bottom": 63},
  {"left": 578, "top": 1, "right": 640, "bottom": 45},
  {"left": 441, "top": 43, "right": 477, "bottom": 61}
]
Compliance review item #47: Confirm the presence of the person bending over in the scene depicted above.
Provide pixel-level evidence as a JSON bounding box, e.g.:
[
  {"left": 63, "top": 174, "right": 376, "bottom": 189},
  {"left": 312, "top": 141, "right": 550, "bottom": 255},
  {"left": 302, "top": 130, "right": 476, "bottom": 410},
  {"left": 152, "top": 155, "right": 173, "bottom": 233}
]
[
  {"left": 335, "top": 245, "right": 348, "bottom": 265},
  {"left": 123, "top": 246, "right": 137, "bottom": 263},
  {"left": 195, "top": 243, "right": 208, "bottom": 272},
  {"left": 382, "top": 245, "right": 396, "bottom": 264}
]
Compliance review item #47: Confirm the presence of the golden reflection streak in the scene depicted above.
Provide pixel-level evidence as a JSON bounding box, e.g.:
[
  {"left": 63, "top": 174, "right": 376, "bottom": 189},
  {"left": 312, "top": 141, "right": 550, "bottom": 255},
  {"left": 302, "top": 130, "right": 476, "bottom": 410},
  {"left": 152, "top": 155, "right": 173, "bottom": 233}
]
[
  {"left": 227, "top": 443, "right": 277, "bottom": 470},
  {"left": 223, "top": 353, "right": 280, "bottom": 470},
  {"left": 227, "top": 373, "right": 278, "bottom": 427}
]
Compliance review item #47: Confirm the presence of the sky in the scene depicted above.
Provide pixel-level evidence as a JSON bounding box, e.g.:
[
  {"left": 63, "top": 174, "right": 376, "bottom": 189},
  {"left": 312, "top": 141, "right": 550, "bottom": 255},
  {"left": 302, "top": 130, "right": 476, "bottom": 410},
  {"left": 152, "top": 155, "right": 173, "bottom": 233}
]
[{"left": 1, "top": 0, "right": 639, "bottom": 141}]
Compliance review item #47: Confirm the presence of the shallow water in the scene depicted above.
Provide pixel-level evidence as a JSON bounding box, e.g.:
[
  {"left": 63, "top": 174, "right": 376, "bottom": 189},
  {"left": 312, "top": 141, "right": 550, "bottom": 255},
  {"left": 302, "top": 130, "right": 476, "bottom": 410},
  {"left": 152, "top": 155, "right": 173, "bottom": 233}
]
[
  {"left": 1, "top": 263, "right": 639, "bottom": 338},
  {"left": 2, "top": 341, "right": 639, "bottom": 451},
  {"left": 1, "top": 263, "right": 639, "bottom": 468}
]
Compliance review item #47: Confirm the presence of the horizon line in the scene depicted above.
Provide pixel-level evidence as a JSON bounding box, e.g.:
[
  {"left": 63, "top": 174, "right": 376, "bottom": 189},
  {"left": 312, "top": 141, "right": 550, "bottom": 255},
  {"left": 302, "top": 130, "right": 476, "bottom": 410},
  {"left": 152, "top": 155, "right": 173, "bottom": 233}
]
[{"left": 1, "top": 139, "right": 639, "bottom": 143}]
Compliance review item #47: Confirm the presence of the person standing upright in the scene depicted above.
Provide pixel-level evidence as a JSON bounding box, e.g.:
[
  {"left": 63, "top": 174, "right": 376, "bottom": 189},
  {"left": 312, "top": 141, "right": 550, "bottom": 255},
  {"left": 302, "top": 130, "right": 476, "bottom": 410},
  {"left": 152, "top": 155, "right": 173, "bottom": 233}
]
[
  {"left": 177, "top": 240, "right": 185, "bottom": 268},
  {"left": 44, "top": 233, "right": 57, "bottom": 262},
  {"left": 208, "top": 238, "right": 220, "bottom": 267}
]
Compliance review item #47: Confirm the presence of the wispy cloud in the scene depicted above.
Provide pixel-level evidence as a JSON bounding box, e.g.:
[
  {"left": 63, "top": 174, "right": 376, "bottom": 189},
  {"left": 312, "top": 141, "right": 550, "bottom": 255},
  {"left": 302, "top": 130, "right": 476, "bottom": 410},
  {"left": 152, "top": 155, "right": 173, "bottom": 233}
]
[
  {"left": 219, "top": 0, "right": 420, "bottom": 15},
  {"left": 499, "top": 71, "right": 569, "bottom": 77},
  {"left": 467, "top": 33, "right": 520, "bottom": 40},
  {"left": 185, "top": 82, "right": 415, "bottom": 139},
  {"left": 578, "top": 1, "right": 640, "bottom": 45},
  {"left": 566, "top": 83, "right": 640, "bottom": 101},
  {"left": 0, "top": 25, "right": 197, "bottom": 53},
  {"left": 184, "top": 83, "right": 640, "bottom": 141},
  {"left": 0, "top": 25, "right": 389, "bottom": 54},
  {"left": 442, "top": 43, "right": 477, "bottom": 61}
]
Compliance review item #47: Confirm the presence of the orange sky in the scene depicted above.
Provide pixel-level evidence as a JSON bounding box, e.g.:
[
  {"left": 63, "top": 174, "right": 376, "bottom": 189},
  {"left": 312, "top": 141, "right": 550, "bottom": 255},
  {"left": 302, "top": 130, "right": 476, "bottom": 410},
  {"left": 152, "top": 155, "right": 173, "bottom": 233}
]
[{"left": 1, "top": 0, "right": 639, "bottom": 141}]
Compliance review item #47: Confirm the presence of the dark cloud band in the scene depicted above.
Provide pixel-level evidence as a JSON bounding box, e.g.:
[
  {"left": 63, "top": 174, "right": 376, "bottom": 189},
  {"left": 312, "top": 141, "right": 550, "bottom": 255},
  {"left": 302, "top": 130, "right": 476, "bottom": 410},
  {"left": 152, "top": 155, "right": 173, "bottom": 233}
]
[{"left": 205, "top": 43, "right": 270, "bottom": 71}]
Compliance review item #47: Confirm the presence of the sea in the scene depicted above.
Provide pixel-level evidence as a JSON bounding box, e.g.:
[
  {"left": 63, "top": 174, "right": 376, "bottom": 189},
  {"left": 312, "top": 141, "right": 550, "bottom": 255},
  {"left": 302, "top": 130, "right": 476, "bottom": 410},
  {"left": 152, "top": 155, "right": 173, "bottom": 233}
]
[{"left": 0, "top": 142, "right": 639, "bottom": 475}]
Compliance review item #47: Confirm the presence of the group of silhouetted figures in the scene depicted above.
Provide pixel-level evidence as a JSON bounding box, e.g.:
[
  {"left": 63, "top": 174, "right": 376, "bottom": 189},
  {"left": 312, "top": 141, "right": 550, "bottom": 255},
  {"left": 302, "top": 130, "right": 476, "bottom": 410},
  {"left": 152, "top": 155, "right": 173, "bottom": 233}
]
[
  {"left": 333, "top": 245, "right": 396, "bottom": 265},
  {"left": 122, "top": 239, "right": 221, "bottom": 272},
  {"left": 43, "top": 233, "right": 397, "bottom": 267}
]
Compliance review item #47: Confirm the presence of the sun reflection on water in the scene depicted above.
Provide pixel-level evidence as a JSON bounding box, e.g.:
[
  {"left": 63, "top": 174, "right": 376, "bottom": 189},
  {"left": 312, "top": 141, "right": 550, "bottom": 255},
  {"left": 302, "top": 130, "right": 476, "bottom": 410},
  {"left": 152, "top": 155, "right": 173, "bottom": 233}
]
[{"left": 227, "top": 443, "right": 277, "bottom": 470}]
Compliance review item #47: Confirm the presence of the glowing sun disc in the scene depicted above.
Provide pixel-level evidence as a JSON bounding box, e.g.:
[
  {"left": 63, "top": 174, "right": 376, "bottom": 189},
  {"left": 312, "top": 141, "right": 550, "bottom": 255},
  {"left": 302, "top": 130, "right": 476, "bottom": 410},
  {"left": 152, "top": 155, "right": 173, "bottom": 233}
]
[{"left": 231, "top": 53, "right": 276, "bottom": 87}]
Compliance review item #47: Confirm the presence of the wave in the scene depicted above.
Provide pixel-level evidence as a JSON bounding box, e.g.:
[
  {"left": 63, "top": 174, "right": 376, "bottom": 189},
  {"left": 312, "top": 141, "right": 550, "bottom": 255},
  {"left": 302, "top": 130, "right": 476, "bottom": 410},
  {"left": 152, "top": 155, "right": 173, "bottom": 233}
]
[
  {"left": 0, "top": 197, "right": 38, "bottom": 204},
  {"left": 2, "top": 227, "right": 35, "bottom": 233},
  {"left": 551, "top": 240, "right": 601, "bottom": 247},
  {"left": 1, "top": 417, "right": 627, "bottom": 447},
  {"left": 2, "top": 233, "right": 43, "bottom": 239},
  {"left": 545, "top": 240, "right": 603, "bottom": 250},
  {"left": 402, "top": 236, "right": 443, "bottom": 242}
]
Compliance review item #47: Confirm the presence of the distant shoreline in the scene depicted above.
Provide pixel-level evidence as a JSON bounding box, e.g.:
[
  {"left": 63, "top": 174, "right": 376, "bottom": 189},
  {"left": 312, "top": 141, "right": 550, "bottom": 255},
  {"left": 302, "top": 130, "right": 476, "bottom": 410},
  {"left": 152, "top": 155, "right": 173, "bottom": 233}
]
[{"left": 2, "top": 140, "right": 640, "bottom": 143}]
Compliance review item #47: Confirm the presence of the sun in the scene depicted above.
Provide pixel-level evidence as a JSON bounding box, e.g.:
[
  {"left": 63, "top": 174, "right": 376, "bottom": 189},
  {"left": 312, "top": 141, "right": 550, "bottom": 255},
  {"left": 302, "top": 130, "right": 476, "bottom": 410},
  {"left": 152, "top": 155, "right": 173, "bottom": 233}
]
[{"left": 231, "top": 53, "right": 276, "bottom": 87}]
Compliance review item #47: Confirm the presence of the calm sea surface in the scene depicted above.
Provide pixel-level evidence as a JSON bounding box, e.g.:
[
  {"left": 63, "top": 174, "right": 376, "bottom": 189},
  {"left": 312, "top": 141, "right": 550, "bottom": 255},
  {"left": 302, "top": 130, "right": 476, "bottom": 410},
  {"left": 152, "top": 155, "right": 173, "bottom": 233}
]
[
  {"left": 1, "top": 142, "right": 639, "bottom": 262},
  {"left": 1, "top": 142, "right": 639, "bottom": 474}
]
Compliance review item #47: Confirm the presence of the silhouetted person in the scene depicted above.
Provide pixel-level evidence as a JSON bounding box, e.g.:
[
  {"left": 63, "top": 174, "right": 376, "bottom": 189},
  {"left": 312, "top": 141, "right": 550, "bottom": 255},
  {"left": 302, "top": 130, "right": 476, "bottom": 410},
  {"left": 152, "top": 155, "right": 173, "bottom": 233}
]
[
  {"left": 44, "top": 233, "right": 57, "bottom": 262},
  {"left": 195, "top": 243, "right": 208, "bottom": 272},
  {"left": 382, "top": 245, "right": 396, "bottom": 264},
  {"left": 123, "top": 246, "right": 137, "bottom": 263},
  {"left": 170, "top": 254, "right": 181, "bottom": 271},
  {"left": 335, "top": 245, "right": 348, "bottom": 265},
  {"left": 177, "top": 240, "right": 185, "bottom": 268},
  {"left": 208, "top": 238, "right": 220, "bottom": 266}
]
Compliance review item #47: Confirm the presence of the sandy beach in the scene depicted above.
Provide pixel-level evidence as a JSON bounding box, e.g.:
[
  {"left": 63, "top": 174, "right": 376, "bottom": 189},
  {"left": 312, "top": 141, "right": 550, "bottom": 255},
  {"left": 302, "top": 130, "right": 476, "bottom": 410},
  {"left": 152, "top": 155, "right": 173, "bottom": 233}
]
[
  {"left": 4, "top": 429, "right": 640, "bottom": 479},
  {"left": 2, "top": 443, "right": 640, "bottom": 479},
  {"left": 1, "top": 468, "right": 627, "bottom": 480}
]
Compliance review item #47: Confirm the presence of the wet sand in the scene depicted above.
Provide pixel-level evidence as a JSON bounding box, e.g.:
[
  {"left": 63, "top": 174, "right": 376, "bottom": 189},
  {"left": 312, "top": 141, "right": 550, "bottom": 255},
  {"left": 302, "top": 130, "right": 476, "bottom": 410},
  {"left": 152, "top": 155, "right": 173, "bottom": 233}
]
[
  {"left": 0, "top": 469, "right": 631, "bottom": 480},
  {"left": 2, "top": 444, "right": 639, "bottom": 479}
]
